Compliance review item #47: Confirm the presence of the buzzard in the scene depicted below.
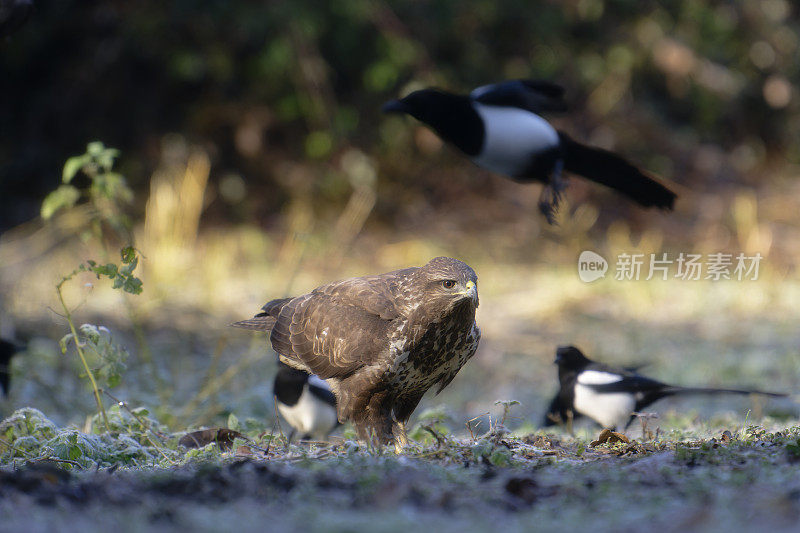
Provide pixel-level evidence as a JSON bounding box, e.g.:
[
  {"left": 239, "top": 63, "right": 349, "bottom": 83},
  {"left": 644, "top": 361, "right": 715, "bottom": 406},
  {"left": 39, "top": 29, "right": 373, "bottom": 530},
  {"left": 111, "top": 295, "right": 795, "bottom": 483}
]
[{"left": 233, "top": 257, "right": 480, "bottom": 449}]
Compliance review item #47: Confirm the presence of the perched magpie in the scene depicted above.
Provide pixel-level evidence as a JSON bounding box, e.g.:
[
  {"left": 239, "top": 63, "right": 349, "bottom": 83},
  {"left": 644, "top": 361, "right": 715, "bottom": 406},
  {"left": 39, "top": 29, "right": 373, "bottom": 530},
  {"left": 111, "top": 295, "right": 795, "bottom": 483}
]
[
  {"left": 0, "top": 338, "right": 21, "bottom": 396},
  {"left": 543, "top": 346, "right": 785, "bottom": 430},
  {"left": 274, "top": 360, "right": 339, "bottom": 442},
  {"left": 383, "top": 79, "right": 677, "bottom": 222},
  {"left": 0, "top": 0, "right": 33, "bottom": 39}
]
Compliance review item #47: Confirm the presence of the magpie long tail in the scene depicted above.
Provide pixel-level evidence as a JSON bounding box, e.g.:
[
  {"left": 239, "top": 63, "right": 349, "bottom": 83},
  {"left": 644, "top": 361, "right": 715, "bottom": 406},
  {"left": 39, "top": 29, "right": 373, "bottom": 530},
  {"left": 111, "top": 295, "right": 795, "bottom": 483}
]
[
  {"left": 661, "top": 386, "right": 786, "bottom": 399},
  {"left": 559, "top": 132, "right": 677, "bottom": 210}
]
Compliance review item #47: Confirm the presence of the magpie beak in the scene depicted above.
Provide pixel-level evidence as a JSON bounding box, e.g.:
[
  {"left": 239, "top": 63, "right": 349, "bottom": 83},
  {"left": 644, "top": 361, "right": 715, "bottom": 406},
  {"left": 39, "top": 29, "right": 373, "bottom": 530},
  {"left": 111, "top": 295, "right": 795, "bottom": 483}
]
[{"left": 382, "top": 100, "right": 409, "bottom": 114}]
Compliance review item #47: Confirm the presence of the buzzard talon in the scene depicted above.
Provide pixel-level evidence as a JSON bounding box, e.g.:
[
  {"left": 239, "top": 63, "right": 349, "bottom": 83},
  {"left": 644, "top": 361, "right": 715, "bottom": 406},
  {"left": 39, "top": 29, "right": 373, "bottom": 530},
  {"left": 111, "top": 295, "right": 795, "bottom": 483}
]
[
  {"left": 233, "top": 257, "right": 481, "bottom": 448},
  {"left": 393, "top": 420, "right": 409, "bottom": 454}
]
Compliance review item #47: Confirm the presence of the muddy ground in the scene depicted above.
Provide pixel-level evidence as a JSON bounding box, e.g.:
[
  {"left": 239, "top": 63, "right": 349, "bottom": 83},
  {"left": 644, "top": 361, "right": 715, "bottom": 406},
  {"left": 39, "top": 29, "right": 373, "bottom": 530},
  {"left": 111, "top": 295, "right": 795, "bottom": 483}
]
[{"left": 3, "top": 426, "right": 800, "bottom": 533}]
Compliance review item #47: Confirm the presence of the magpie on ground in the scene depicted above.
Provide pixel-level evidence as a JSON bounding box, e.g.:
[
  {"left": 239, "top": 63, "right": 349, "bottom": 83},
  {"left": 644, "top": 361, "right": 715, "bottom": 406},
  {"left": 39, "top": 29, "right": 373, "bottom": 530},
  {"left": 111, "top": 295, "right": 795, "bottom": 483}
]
[
  {"left": 274, "top": 360, "right": 339, "bottom": 442},
  {"left": 383, "top": 79, "right": 677, "bottom": 222},
  {"left": 0, "top": 338, "right": 22, "bottom": 396},
  {"left": 542, "top": 346, "right": 786, "bottom": 430}
]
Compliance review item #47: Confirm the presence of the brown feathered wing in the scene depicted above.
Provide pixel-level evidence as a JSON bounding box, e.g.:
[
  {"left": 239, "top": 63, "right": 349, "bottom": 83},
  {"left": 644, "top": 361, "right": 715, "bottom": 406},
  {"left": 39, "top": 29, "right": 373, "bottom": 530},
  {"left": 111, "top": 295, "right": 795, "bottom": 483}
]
[{"left": 265, "top": 274, "right": 409, "bottom": 380}]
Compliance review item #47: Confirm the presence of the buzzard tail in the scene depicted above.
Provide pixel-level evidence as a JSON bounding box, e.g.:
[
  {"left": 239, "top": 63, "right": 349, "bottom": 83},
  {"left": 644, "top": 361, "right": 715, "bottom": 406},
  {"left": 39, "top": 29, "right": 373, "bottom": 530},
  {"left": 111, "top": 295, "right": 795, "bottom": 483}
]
[{"left": 230, "top": 316, "right": 277, "bottom": 331}]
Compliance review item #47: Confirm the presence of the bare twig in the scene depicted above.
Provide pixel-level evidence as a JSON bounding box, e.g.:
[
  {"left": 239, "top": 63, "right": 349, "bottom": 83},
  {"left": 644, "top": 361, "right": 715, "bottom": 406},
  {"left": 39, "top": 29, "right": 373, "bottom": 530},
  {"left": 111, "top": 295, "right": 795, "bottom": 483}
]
[{"left": 29, "top": 457, "right": 83, "bottom": 468}]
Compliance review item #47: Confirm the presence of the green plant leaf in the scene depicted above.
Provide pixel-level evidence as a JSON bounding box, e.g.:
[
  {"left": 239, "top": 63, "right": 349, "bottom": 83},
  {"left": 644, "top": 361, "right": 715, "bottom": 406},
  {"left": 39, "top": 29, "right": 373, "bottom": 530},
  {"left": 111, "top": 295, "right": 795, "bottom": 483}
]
[
  {"left": 122, "top": 276, "right": 143, "bottom": 295},
  {"left": 41, "top": 185, "right": 80, "bottom": 219},
  {"left": 227, "top": 413, "right": 240, "bottom": 431},
  {"left": 62, "top": 155, "right": 89, "bottom": 182},
  {"left": 59, "top": 333, "right": 75, "bottom": 354},
  {"left": 87, "top": 141, "right": 105, "bottom": 157},
  {"left": 120, "top": 246, "right": 136, "bottom": 264}
]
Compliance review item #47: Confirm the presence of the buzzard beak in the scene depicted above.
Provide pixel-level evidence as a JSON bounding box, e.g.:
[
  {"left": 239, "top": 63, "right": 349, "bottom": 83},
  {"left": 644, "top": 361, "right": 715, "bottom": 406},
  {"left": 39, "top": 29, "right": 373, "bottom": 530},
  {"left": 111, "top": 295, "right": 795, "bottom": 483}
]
[{"left": 460, "top": 280, "right": 478, "bottom": 306}]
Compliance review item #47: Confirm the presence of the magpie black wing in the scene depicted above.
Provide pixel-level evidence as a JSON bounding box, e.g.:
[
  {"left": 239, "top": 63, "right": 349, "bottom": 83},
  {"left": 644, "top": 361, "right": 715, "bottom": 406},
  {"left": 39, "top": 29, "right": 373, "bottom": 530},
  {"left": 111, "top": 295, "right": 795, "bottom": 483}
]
[
  {"left": 307, "top": 382, "right": 337, "bottom": 408},
  {"left": 470, "top": 79, "right": 568, "bottom": 113},
  {"left": 586, "top": 373, "right": 667, "bottom": 395}
]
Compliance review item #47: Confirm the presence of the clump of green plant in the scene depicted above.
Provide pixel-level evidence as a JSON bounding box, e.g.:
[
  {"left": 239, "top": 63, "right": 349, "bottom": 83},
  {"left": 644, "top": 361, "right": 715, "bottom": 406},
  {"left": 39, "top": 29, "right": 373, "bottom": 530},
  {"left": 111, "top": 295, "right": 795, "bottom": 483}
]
[
  {"left": 40, "top": 143, "right": 144, "bottom": 432},
  {"left": 41, "top": 141, "right": 133, "bottom": 241},
  {"left": 55, "top": 246, "right": 143, "bottom": 431},
  {"left": 0, "top": 406, "right": 181, "bottom": 469},
  {"left": 410, "top": 406, "right": 454, "bottom": 446}
]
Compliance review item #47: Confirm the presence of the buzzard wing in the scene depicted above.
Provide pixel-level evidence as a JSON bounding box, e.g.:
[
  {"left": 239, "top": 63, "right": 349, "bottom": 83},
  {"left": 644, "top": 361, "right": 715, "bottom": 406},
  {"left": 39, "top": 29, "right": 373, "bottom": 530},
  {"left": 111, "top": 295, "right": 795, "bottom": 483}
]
[{"left": 270, "top": 273, "right": 408, "bottom": 379}]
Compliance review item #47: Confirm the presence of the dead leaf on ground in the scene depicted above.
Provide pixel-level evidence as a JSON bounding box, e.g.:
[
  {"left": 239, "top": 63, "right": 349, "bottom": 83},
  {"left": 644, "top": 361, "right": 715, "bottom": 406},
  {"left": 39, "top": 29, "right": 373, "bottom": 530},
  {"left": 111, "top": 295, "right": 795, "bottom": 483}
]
[
  {"left": 590, "top": 429, "right": 631, "bottom": 447},
  {"left": 179, "top": 428, "right": 244, "bottom": 451}
]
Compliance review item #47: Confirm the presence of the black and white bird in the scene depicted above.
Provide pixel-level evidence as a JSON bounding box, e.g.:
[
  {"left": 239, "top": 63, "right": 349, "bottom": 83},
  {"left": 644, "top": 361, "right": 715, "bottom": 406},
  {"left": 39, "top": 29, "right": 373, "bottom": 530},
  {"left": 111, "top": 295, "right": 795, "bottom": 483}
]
[
  {"left": 543, "top": 346, "right": 785, "bottom": 430},
  {"left": 383, "top": 79, "right": 677, "bottom": 222},
  {"left": 273, "top": 360, "right": 339, "bottom": 442},
  {"left": 0, "top": 338, "right": 22, "bottom": 396}
]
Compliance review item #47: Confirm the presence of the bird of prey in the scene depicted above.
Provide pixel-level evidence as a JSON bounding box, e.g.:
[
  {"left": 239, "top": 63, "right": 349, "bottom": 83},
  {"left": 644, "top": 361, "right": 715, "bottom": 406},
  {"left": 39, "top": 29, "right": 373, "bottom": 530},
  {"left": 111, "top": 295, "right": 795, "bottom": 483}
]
[
  {"left": 273, "top": 360, "right": 339, "bottom": 442},
  {"left": 383, "top": 79, "right": 677, "bottom": 222},
  {"left": 543, "top": 346, "right": 785, "bottom": 430},
  {"left": 232, "top": 257, "right": 481, "bottom": 449}
]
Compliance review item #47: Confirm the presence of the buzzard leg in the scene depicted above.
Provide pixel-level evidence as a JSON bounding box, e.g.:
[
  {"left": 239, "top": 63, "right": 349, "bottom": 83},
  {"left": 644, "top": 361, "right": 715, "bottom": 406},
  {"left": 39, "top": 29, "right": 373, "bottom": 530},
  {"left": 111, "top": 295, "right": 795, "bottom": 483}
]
[{"left": 393, "top": 420, "right": 409, "bottom": 454}]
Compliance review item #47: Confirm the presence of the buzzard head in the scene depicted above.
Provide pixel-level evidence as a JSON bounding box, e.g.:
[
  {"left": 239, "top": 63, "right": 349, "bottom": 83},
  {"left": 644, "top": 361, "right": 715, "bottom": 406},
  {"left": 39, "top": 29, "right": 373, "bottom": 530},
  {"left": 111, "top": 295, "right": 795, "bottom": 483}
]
[{"left": 414, "top": 256, "right": 479, "bottom": 316}]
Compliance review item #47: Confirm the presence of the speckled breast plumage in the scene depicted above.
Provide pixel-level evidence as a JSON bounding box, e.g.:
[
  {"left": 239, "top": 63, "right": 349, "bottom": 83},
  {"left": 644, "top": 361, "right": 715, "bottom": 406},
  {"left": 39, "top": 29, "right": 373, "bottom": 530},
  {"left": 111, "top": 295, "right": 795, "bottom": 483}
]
[{"left": 387, "top": 312, "right": 480, "bottom": 396}]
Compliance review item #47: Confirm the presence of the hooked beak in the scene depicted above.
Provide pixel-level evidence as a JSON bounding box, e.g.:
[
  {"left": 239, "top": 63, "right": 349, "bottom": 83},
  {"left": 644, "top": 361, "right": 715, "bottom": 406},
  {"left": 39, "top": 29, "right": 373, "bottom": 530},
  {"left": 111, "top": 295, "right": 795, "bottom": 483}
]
[
  {"left": 458, "top": 280, "right": 479, "bottom": 307},
  {"left": 382, "top": 99, "right": 409, "bottom": 114}
]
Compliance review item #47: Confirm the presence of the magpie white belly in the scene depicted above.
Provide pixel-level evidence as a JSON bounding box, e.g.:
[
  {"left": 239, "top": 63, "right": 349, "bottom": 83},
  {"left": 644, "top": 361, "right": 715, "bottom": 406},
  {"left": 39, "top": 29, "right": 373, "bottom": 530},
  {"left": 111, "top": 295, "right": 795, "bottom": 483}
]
[
  {"left": 472, "top": 103, "right": 559, "bottom": 176},
  {"left": 277, "top": 385, "right": 338, "bottom": 440},
  {"left": 573, "top": 383, "right": 636, "bottom": 429}
]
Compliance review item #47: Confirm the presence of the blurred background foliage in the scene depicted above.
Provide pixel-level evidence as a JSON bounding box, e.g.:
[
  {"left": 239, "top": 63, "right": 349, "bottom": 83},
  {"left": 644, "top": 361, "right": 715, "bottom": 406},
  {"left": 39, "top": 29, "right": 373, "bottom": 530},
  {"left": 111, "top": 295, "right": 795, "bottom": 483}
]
[{"left": 0, "top": 1, "right": 798, "bottom": 431}]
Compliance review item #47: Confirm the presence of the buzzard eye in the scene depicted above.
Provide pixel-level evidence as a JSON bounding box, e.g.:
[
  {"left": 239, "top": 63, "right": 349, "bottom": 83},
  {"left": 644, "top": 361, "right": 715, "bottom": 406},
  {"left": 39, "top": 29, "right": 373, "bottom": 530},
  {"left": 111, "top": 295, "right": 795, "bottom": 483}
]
[{"left": 441, "top": 280, "right": 456, "bottom": 289}]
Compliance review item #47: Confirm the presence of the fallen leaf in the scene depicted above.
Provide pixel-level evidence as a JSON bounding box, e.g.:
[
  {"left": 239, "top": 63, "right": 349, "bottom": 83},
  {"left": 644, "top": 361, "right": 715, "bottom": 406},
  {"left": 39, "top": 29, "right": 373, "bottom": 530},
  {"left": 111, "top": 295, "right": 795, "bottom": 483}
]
[
  {"left": 179, "top": 428, "right": 244, "bottom": 451},
  {"left": 590, "top": 429, "right": 630, "bottom": 447}
]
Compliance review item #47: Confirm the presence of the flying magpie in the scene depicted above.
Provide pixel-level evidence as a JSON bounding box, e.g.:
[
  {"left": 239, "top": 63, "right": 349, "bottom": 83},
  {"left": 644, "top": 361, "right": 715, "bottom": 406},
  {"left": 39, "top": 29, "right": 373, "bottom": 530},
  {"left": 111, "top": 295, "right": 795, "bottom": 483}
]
[
  {"left": 274, "top": 360, "right": 339, "bottom": 442},
  {"left": 383, "top": 79, "right": 677, "bottom": 222},
  {"left": 543, "top": 346, "right": 786, "bottom": 430}
]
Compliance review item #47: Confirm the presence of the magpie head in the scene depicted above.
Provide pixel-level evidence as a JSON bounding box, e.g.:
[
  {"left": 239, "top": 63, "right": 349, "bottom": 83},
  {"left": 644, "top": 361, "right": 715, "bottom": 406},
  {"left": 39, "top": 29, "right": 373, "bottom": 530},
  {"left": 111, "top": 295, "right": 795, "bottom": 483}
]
[
  {"left": 275, "top": 360, "right": 310, "bottom": 383},
  {"left": 382, "top": 89, "right": 483, "bottom": 156},
  {"left": 382, "top": 89, "right": 460, "bottom": 121},
  {"left": 554, "top": 345, "right": 591, "bottom": 370}
]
